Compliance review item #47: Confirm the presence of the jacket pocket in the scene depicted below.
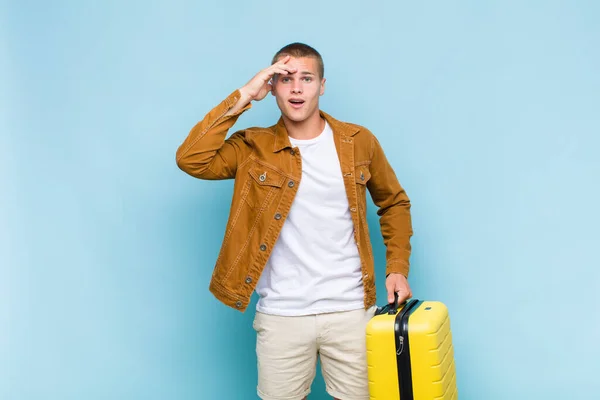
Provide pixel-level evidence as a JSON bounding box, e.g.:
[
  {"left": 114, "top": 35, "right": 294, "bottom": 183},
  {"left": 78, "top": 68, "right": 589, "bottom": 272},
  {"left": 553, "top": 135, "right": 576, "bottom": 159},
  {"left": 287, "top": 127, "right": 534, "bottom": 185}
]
[
  {"left": 355, "top": 165, "right": 372, "bottom": 211},
  {"left": 244, "top": 161, "right": 285, "bottom": 209},
  {"left": 355, "top": 165, "right": 371, "bottom": 186}
]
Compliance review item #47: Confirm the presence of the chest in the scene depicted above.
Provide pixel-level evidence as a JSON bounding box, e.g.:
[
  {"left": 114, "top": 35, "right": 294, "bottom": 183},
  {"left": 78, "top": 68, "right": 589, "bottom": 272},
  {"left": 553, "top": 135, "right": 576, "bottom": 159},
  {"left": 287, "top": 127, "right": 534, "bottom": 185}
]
[{"left": 294, "top": 140, "right": 346, "bottom": 200}]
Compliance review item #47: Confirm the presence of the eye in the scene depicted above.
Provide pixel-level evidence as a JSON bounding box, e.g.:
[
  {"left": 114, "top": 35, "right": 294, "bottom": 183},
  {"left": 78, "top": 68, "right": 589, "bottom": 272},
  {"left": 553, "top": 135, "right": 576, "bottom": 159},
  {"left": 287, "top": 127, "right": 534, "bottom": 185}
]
[
  {"left": 303, "top": 77, "right": 312, "bottom": 82},
  {"left": 281, "top": 77, "right": 290, "bottom": 82}
]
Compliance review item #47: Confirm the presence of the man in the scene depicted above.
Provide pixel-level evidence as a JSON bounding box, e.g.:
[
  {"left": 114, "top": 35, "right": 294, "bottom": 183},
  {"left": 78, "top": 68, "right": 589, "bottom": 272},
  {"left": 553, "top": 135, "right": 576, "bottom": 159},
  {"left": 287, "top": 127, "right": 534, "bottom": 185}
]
[{"left": 176, "top": 43, "right": 413, "bottom": 400}]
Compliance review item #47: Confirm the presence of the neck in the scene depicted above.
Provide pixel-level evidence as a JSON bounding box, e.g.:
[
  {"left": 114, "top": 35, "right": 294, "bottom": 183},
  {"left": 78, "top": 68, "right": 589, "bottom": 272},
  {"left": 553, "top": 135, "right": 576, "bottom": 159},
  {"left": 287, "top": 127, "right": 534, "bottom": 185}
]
[{"left": 282, "top": 111, "right": 325, "bottom": 140}]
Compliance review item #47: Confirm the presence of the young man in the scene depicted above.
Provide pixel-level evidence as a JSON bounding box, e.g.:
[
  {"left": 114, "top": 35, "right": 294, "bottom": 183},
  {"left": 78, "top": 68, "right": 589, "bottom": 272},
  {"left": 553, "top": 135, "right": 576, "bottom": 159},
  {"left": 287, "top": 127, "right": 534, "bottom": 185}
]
[{"left": 176, "top": 43, "right": 413, "bottom": 400}]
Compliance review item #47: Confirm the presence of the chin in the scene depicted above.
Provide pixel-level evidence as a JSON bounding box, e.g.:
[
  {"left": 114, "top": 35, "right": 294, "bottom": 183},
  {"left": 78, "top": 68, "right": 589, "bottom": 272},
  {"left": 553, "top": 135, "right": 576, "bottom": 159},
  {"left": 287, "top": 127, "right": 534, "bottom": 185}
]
[
  {"left": 284, "top": 113, "right": 308, "bottom": 123},
  {"left": 275, "top": 106, "right": 302, "bottom": 122}
]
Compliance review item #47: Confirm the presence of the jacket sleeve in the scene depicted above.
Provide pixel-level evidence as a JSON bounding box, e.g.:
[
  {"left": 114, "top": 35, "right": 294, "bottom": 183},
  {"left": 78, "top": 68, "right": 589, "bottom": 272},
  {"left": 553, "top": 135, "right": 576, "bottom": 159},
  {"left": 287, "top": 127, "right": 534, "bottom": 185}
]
[
  {"left": 366, "top": 135, "right": 414, "bottom": 277},
  {"left": 176, "top": 90, "right": 253, "bottom": 180}
]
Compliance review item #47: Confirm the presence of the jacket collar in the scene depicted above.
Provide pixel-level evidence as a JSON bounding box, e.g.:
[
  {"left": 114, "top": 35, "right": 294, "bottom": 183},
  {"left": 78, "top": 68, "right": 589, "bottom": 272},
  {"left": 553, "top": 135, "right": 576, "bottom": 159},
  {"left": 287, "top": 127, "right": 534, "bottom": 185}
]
[{"left": 273, "top": 110, "right": 360, "bottom": 153}]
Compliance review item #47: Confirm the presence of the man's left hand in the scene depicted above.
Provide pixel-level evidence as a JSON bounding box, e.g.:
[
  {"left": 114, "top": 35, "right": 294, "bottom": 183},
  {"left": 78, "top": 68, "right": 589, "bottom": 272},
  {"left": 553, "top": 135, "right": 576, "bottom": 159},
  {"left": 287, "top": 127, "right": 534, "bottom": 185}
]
[{"left": 386, "top": 273, "right": 412, "bottom": 304}]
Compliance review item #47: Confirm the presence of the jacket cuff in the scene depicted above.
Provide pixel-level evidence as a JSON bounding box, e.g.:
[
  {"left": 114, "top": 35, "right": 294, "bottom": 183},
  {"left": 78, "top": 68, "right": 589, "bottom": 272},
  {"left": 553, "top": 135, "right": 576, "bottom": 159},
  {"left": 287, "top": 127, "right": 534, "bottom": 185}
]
[
  {"left": 386, "top": 259, "right": 410, "bottom": 278},
  {"left": 223, "top": 89, "right": 252, "bottom": 116}
]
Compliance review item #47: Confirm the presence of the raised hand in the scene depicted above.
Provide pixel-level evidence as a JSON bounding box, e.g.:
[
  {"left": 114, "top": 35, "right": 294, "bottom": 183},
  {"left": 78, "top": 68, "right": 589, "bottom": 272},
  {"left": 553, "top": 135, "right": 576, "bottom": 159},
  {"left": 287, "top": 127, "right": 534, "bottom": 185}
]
[{"left": 239, "top": 55, "right": 297, "bottom": 102}]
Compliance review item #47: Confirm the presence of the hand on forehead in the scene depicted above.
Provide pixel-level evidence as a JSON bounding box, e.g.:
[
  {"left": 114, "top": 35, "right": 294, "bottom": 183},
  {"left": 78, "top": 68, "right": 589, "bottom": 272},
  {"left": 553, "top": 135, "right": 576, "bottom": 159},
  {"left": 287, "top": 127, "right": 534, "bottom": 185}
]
[
  {"left": 285, "top": 57, "right": 309, "bottom": 69},
  {"left": 278, "top": 56, "right": 317, "bottom": 75}
]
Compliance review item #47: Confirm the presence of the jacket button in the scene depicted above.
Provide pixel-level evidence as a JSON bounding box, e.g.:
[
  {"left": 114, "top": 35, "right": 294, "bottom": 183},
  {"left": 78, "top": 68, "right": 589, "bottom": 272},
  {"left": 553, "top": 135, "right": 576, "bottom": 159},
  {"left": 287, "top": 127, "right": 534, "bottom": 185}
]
[
  {"left": 245, "top": 277, "right": 252, "bottom": 284},
  {"left": 288, "top": 181, "right": 295, "bottom": 188},
  {"left": 235, "top": 301, "right": 242, "bottom": 308},
  {"left": 350, "top": 207, "right": 357, "bottom": 212},
  {"left": 260, "top": 244, "right": 267, "bottom": 251},
  {"left": 290, "top": 149, "right": 296, "bottom": 155},
  {"left": 274, "top": 213, "right": 282, "bottom": 220}
]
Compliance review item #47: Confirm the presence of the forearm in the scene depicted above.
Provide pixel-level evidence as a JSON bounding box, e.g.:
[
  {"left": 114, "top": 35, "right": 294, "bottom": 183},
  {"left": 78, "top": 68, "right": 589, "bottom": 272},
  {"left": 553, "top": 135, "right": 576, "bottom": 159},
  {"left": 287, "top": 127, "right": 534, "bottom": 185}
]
[
  {"left": 367, "top": 135, "right": 414, "bottom": 277},
  {"left": 377, "top": 196, "right": 413, "bottom": 277},
  {"left": 224, "top": 87, "right": 253, "bottom": 117}
]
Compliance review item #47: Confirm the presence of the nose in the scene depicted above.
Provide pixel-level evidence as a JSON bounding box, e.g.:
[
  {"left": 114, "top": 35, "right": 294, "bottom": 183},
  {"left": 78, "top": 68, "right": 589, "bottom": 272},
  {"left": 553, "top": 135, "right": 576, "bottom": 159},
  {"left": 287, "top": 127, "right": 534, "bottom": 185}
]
[{"left": 291, "top": 84, "right": 303, "bottom": 94}]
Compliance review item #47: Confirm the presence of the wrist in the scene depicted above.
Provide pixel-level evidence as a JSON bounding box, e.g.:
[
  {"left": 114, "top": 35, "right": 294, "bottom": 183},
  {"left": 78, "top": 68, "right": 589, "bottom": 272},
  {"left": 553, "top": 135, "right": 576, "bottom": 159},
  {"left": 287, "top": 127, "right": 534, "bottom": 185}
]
[{"left": 238, "top": 86, "right": 254, "bottom": 103}]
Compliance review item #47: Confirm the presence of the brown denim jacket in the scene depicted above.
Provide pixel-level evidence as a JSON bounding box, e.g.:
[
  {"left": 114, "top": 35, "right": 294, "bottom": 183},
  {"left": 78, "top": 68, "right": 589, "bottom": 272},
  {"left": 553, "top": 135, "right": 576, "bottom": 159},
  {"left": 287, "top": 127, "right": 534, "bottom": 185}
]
[{"left": 176, "top": 89, "right": 413, "bottom": 312}]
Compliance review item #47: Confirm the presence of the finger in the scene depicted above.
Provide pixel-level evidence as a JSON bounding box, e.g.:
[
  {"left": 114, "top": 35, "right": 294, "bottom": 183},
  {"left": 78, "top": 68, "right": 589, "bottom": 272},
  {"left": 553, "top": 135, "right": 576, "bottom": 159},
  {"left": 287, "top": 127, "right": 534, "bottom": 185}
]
[
  {"left": 278, "top": 62, "right": 297, "bottom": 71},
  {"left": 386, "top": 281, "right": 395, "bottom": 303},
  {"left": 265, "top": 67, "right": 290, "bottom": 79},
  {"left": 395, "top": 284, "right": 411, "bottom": 302},
  {"left": 271, "top": 60, "right": 297, "bottom": 73},
  {"left": 269, "top": 67, "right": 295, "bottom": 78},
  {"left": 396, "top": 290, "right": 409, "bottom": 303},
  {"left": 398, "top": 280, "right": 411, "bottom": 299},
  {"left": 272, "top": 67, "right": 292, "bottom": 75},
  {"left": 268, "top": 69, "right": 295, "bottom": 84},
  {"left": 270, "top": 59, "right": 289, "bottom": 70},
  {"left": 276, "top": 55, "right": 291, "bottom": 64}
]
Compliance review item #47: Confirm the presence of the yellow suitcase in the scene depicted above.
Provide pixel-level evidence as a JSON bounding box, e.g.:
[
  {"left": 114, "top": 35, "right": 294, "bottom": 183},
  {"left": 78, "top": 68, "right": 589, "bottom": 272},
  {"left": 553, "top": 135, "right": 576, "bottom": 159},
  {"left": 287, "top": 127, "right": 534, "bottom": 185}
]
[{"left": 366, "top": 296, "right": 458, "bottom": 399}]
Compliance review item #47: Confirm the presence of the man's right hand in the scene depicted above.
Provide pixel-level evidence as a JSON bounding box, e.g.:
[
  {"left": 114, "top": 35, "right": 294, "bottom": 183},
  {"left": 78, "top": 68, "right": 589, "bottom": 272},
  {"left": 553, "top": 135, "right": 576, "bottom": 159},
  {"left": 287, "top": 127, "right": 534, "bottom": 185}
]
[
  {"left": 225, "top": 55, "right": 297, "bottom": 117},
  {"left": 239, "top": 55, "right": 297, "bottom": 102}
]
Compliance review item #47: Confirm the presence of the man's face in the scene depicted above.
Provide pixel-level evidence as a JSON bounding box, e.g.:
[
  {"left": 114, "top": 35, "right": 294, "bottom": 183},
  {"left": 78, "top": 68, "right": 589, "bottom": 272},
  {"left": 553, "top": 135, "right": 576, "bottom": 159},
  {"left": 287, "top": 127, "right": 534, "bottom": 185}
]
[{"left": 271, "top": 56, "right": 326, "bottom": 123}]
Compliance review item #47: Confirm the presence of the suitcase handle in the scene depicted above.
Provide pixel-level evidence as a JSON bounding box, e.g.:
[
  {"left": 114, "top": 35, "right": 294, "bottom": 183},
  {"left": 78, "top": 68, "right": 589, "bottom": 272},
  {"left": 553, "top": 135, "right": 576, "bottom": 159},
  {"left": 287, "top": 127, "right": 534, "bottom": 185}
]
[
  {"left": 375, "top": 292, "right": 409, "bottom": 315},
  {"left": 389, "top": 291, "right": 406, "bottom": 314}
]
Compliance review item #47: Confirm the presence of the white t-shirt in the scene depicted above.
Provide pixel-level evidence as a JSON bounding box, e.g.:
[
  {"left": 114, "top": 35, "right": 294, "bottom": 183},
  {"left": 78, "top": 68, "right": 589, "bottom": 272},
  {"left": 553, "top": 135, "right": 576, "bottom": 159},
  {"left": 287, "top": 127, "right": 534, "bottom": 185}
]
[{"left": 255, "top": 121, "right": 364, "bottom": 316}]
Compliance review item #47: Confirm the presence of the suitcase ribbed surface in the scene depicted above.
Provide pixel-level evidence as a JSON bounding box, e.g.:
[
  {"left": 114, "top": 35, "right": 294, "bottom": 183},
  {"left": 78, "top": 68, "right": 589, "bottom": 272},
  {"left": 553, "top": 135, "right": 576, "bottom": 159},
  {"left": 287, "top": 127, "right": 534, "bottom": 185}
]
[
  {"left": 366, "top": 312, "right": 401, "bottom": 399},
  {"left": 409, "top": 301, "right": 457, "bottom": 399}
]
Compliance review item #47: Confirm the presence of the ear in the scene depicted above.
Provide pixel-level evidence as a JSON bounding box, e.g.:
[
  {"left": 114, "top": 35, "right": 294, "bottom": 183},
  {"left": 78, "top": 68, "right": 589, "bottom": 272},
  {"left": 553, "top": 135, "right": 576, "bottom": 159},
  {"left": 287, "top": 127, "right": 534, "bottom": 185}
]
[{"left": 320, "top": 78, "right": 326, "bottom": 96}]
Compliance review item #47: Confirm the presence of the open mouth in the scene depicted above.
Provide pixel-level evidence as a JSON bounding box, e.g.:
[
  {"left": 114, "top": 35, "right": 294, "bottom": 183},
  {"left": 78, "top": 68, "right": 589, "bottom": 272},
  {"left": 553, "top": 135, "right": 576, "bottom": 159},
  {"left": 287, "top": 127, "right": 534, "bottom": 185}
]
[{"left": 289, "top": 99, "right": 305, "bottom": 109}]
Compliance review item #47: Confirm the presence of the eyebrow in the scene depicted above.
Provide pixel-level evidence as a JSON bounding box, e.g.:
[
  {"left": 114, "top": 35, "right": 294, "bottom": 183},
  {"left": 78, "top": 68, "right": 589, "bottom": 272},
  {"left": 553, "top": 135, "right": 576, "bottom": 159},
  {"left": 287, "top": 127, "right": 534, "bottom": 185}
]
[{"left": 299, "top": 71, "right": 314, "bottom": 75}]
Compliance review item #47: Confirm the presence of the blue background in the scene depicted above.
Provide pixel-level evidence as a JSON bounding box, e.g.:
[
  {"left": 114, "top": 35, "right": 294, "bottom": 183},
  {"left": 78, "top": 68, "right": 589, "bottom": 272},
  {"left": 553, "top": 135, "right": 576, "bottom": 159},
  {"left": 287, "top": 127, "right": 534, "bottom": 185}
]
[{"left": 3, "top": 1, "right": 599, "bottom": 399}]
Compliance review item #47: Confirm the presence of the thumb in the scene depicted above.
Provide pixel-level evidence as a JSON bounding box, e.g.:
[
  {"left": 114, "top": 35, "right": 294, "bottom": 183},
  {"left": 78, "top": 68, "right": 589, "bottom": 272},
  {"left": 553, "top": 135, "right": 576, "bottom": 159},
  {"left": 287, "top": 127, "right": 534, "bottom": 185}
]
[{"left": 386, "top": 280, "right": 395, "bottom": 304}]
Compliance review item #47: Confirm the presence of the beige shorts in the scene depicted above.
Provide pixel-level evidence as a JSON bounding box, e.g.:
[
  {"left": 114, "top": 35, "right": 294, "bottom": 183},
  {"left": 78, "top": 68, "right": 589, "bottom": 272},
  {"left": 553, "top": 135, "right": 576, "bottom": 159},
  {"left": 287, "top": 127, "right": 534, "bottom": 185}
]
[{"left": 253, "top": 305, "right": 377, "bottom": 400}]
